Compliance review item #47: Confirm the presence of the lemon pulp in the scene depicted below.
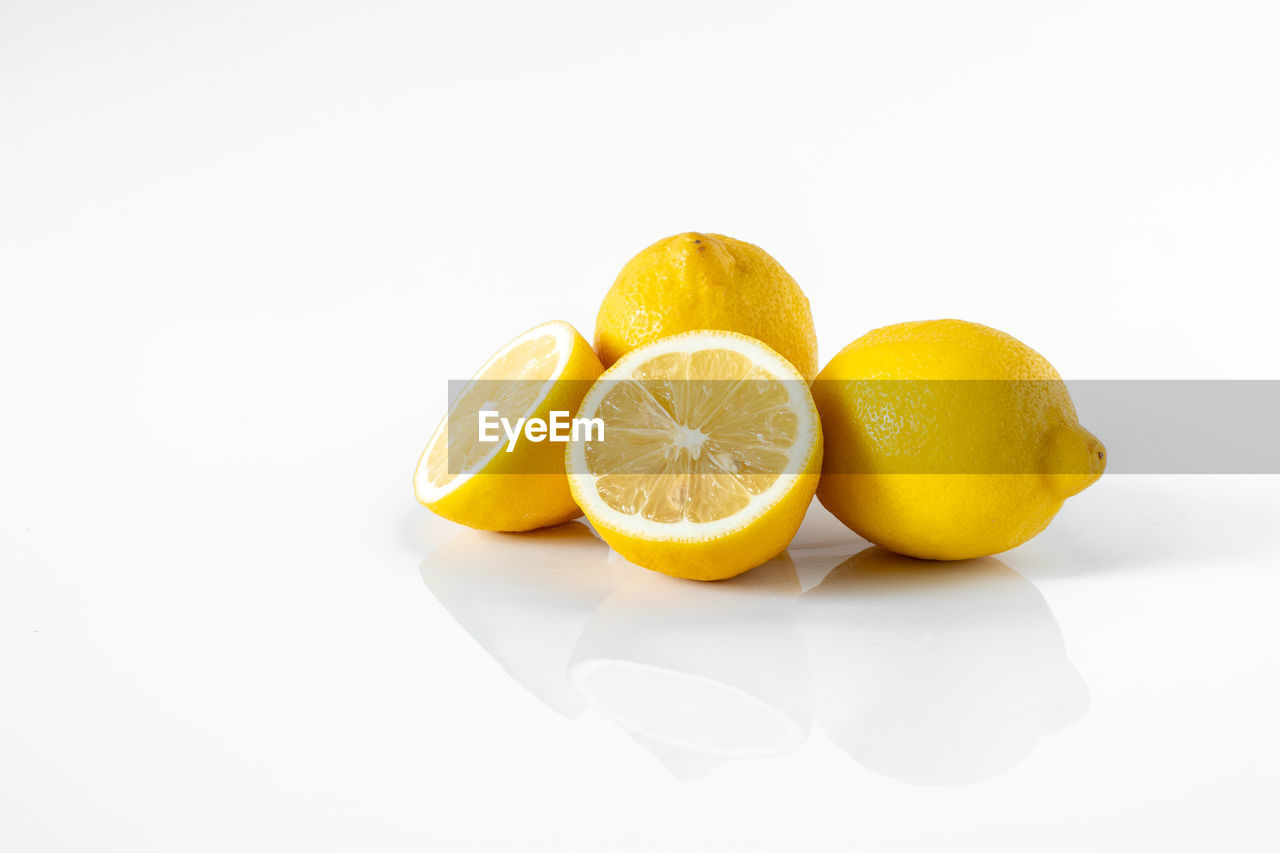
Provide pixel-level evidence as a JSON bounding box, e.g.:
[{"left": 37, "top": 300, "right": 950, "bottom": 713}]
[
  {"left": 420, "top": 330, "right": 561, "bottom": 495},
  {"left": 584, "top": 349, "right": 801, "bottom": 524}
]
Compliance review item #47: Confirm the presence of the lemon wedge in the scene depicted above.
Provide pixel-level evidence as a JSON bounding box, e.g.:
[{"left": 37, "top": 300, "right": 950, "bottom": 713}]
[{"left": 415, "top": 320, "right": 602, "bottom": 531}]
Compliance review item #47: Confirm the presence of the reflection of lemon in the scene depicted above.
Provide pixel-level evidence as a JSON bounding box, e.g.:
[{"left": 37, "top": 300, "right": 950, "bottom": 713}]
[
  {"left": 595, "top": 232, "right": 819, "bottom": 379},
  {"left": 566, "top": 331, "right": 822, "bottom": 581},
  {"left": 569, "top": 554, "right": 809, "bottom": 779},
  {"left": 812, "top": 320, "right": 1106, "bottom": 560},
  {"left": 414, "top": 320, "right": 602, "bottom": 531},
  {"left": 801, "top": 546, "right": 1088, "bottom": 786},
  {"left": 422, "top": 522, "right": 621, "bottom": 718}
]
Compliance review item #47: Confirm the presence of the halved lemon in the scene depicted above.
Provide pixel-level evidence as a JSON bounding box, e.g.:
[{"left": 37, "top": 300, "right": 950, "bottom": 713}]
[
  {"left": 566, "top": 330, "right": 822, "bottom": 581},
  {"left": 414, "top": 320, "right": 603, "bottom": 531}
]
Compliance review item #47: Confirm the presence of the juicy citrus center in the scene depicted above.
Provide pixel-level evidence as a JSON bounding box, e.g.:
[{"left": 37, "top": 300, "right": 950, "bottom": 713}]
[
  {"left": 425, "top": 332, "right": 560, "bottom": 488},
  {"left": 582, "top": 348, "right": 800, "bottom": 524}
]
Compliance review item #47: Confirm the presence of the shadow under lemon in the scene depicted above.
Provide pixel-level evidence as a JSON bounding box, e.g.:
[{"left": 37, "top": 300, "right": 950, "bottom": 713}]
[
  {"left": 800, "top": 547, "right": 1089, "bottom": 787},
  {"left": 419, "top": 526, "right": 1089, "bottom": 786}
]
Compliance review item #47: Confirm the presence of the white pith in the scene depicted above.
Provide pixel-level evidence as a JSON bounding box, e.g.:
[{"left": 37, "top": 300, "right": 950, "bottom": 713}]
[
  {"left": 413, "top": 320, "right": 574, "bottom": 505},
  {"left": 566, "top": 331, "right": 819, "bottom": 542}
]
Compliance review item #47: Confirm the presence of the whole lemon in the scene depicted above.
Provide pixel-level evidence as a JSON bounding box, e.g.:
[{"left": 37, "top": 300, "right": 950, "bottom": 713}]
[
  {"left": 812, "top": 320, "right": 1106, "bottom": 560},
  {"left": 595, "top": 232, "right": 819, "bottom": 379}
]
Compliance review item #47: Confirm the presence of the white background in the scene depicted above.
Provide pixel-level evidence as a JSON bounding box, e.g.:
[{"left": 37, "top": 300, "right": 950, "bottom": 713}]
[{"left": 2, "top": 1, "right": 1278, "bottom": 850}]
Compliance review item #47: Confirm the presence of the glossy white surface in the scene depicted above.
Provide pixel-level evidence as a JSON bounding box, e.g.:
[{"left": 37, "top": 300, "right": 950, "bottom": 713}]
[
  {"left": 4, "top": 1, "right": 1279, "bottom": 850},
  {"left": 424, "top": 513, "right": 1090, "bottom": 786},
  {"left": 5, "top": 475, "right": 1278, "bottom": 850}
]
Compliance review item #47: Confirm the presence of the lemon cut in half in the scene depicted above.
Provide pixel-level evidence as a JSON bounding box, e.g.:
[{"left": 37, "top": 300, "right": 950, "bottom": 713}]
[
  {"left": 415, "top": 320, "right": 602, "bottom": 532},
  {"left": 566, "top": 330, "right": 822, "bottom": 581}
]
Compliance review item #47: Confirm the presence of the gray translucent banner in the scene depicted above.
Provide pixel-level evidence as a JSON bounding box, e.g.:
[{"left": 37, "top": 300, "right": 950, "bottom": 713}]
[
  {"left": 1066, "top": 380, "right": 1279, "bottom": 474},
  {"left": 443, "top": 379, "right": 1280, "bottom": 475}
]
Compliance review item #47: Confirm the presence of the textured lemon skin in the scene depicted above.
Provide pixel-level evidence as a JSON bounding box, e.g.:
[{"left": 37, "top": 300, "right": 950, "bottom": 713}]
[
  {"left": 418, "top": 325, "right": 603, "bottom": 532},
  {"left": 595, "top": 232, "right": 820, "bottom": 379},
  {"left": 812, "top": 320, "right": 1106, "bottom": 560},
  {"left": 576, "top": 433, "right": 823, "bottom": 582}
]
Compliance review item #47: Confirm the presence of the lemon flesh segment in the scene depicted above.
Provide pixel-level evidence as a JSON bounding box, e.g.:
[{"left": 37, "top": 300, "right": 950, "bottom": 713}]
[
  {"left": 568, "top": 331, "right": 822, "bottom": 580},
  {"left": 421, "top": 331, "right": 560, "bottom": 495},
  {"left": 586, "top": 350, "right": 798, "bottom": 523},
  {"left": 414, "top": 320, "right": 603, "bottom": 532}
]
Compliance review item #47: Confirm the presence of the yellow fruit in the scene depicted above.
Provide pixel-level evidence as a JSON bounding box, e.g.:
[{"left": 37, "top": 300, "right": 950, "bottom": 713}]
[
  {"left": 566, "top": 330, "right": 822, "bottom": 581},
  {"left": 414, "top": 320, "right": 603, "bottom": 531},
  {"left": 812, "top": 319, "right": 1106, "bottom": 560},
  {"left": 595, "top": 232, "right": 820, "bottom": 379}
]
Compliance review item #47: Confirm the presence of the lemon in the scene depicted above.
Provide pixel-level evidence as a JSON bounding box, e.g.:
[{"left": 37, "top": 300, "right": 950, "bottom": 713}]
[
  {"left": 566, "top": 330, "right": 822, "bottom": 581},
  {"left": 595, "top": 232, "right": 820, "bottom": 379},
  {"left": 414, "top": 320, "right": 603, "bottom": 531},
  {"left": 812, "top": 319, "right": 1106, "bottom": 560}
]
